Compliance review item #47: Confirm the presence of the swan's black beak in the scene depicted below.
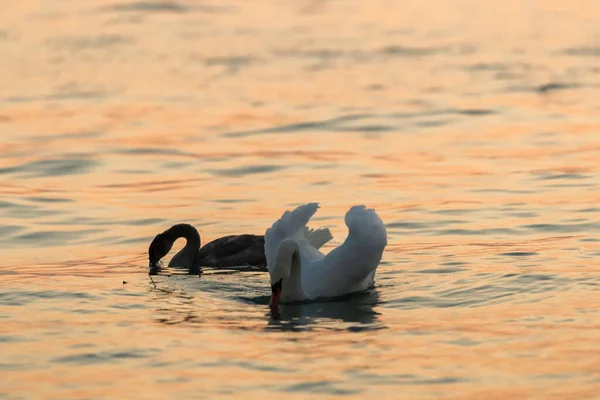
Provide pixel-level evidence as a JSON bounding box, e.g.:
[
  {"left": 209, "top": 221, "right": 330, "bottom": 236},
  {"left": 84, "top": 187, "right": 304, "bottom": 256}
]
[
  {"left": 149, "top": 259, "right": 161, "bottom": 275},
  {"left": 269, "top": 279, "right": 283, "bottom": 309}
]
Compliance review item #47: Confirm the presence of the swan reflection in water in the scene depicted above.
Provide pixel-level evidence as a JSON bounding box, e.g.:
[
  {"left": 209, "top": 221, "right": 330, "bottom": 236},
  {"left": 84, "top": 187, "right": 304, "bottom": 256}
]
[
  {"left": 266, "top": 289, "right": 383, "bottom": 332},
  {"left": 147, "top": 274, "right": 383, "bottom": 332}
]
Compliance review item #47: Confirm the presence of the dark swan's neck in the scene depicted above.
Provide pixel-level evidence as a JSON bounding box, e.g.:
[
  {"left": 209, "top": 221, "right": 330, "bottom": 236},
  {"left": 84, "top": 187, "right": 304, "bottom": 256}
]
[
  {"left": 167, "top": 224, "right": 201, "bottom": 246},
  {"left": 167, "top": 224, "right": 201, "bottom": 269}
]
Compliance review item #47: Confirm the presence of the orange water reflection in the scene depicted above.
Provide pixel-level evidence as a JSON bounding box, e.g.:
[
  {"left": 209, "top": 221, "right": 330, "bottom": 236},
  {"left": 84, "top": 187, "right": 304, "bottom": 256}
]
[{"left": 1, "top": 0, "right": 600, "bottom": 398}]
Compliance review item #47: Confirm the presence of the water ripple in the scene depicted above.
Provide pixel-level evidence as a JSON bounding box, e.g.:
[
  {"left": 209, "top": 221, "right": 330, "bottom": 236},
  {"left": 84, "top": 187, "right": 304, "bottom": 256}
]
[
  {"left": 52, "top": 349, "right": 160, "bottom": 365},
  {"left": 522, "top": 223, "right": 600, "bottom": 233},
  {"left": 221, "top": 109, "right": 495, "bottom": 138},
  {"left": 0, "top": 290, "right": 98, "bottom": 306},
  {"left": 210, "top": 165, "right": 284, "bottom": 177},
  {"left": 104, "top": 1, "right": 189, "bottom": 13},
  {"left": 283, "top": 380, "right": 360, "bottom": 395},
  {"left": 14, "top": 228, "right": 106, "bottom": 246},
  {"left": 0, "top": 158, "right": 99, "bottom": 178}
]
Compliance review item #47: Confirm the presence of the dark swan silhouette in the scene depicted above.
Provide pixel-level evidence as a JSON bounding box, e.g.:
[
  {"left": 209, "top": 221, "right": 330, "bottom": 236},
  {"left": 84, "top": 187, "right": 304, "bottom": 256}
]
[
  {"left": 148, "top": 223, "right": 334, "bottom": 275},
  {"left": 148, "top": 223, "right": 267, "bottom": 274}
]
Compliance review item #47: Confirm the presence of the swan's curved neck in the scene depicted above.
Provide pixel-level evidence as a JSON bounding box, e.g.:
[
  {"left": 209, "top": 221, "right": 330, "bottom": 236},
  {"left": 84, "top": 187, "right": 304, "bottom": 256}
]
[
  {"left": 167, "top": 224, "right": 201, "bottom": 269},
  {"left": 272, "top": 239, "right": 299, "bottom": 280},
  {"left": 271, "top": 239, "right": 302, "bottom": 304}
]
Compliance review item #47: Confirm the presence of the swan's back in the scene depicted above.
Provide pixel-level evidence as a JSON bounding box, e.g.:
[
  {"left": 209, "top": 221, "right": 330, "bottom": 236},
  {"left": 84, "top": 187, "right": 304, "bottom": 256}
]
[{"left": 197, "top": 234, "right": 266, "bottom": 269}]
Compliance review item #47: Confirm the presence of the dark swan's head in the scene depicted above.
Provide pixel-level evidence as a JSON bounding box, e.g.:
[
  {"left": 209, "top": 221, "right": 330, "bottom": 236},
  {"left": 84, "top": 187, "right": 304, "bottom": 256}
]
[
  {"left": 148, "top": 232, "right": 174, "bottom": 274},
  {"left": 148, "top": 223, "right": 201, "bottom": 274}
]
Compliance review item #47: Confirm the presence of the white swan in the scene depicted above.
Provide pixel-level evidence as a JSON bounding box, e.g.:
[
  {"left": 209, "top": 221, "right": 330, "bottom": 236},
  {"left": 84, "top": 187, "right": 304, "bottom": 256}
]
[{"left": 265, "top": 203, "right": 387, "bottom": 308}]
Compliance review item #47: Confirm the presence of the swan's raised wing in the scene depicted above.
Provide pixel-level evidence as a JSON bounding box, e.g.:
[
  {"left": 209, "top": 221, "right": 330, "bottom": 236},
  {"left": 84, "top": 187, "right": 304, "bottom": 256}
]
[
  {"left": 304, "top": 227, "right": 333, "bottom": 249},
  {"left": 265, "top": 203, "right": 320, "bottom": 273},
  {"left": 302, "top": 205, "right": 387, "bottom": 300}
]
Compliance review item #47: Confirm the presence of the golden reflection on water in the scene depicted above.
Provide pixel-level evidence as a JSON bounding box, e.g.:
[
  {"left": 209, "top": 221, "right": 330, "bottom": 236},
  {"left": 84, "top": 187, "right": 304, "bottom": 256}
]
[{"left": 1, "top": 0, "right": 600, "bottom": 398}]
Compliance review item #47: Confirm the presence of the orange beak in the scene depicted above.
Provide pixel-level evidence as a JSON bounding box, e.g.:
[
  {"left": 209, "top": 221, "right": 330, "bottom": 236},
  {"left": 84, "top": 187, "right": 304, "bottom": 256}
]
[
  {"left": 269, "top": 289, "right": 281, "bottom": 309},
  {"left": 269, "top": 279, "right": 283, "bottom": 310}
]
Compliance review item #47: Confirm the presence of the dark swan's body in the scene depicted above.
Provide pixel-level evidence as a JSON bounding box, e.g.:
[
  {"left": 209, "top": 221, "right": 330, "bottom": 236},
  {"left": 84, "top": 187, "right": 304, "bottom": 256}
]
[{"left": 148, "top": 223, "right": 266, "bottom": 274}]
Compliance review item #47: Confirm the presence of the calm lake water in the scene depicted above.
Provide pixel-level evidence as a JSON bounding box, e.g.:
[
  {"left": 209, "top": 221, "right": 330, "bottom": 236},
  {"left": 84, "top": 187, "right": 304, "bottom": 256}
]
[{"left": 2, "top": 1, "right": 600, "bottom": 399}]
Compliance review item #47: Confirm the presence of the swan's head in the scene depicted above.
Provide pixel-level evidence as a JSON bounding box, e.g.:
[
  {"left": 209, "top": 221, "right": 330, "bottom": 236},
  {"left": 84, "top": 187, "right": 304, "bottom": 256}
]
[
  {"left": 148, "top": 232, "right": 174, "bottom": 274},
  {"left": 269, "top": 238, "right": 300, "bottom": 309}
]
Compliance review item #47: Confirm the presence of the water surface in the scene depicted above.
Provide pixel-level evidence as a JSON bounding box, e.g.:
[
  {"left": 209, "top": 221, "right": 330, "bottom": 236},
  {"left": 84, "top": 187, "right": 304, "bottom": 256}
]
[{"left": 1, "top": 1, "right": 600, "bottom": 398}]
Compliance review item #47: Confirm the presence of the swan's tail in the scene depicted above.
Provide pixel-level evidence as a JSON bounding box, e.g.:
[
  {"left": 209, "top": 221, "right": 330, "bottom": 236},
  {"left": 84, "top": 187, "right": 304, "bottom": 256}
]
[
  {"left": 329, "top": 205, "right": 387, "bottom": 273},
  {"left": 345, "top": 205, "right": 387, "bottom": 247},
  {"left": 265, "top": 203, "right": 329, "bottom": 272}
]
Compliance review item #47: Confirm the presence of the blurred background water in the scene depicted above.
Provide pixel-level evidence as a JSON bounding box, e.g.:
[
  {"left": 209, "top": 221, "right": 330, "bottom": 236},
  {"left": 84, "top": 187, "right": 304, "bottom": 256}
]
[{"left": 1, "top": 0, "right": 600, "bottom": 399}]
